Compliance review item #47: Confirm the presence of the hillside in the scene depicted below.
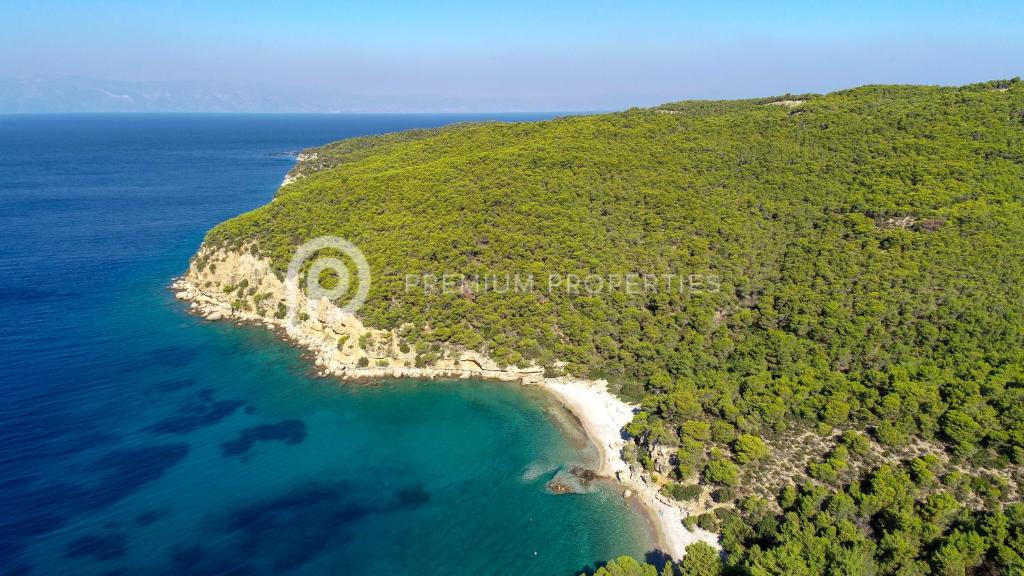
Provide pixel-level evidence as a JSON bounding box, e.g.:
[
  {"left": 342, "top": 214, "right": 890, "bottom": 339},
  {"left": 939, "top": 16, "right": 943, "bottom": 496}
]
[{"left": 191, "top": 79, "right": 1024, "bottom": 574}]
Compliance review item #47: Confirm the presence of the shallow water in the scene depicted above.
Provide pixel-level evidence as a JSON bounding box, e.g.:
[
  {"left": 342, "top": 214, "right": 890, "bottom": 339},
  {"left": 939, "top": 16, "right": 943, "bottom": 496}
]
[{"left": 0, "top": 114, "right": 651, "bottom": 575}]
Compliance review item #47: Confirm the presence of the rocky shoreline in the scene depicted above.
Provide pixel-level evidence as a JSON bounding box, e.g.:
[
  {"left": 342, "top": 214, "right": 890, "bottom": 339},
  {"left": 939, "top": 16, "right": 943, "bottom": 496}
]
[
  {"left": 173, "top": 245, "right": 545, "bottom": 383},
  {"left": 173, "top": 244, "right": 718, "bottom": 560}
]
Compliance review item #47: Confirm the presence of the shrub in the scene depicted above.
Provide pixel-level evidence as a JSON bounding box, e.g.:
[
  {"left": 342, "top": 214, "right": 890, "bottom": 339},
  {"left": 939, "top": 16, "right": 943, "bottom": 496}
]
[
  {"left": 733, "top": 434, "right": 769, "bottom": 464},
  {"left": 840, "top": 430, "right": 871, "bottom": 456},
  {"left": 875, "top": 421, "right": 909, "bottom": 447},
  {"left": 696, "top": 513, "right": 717, "bottom": 532},
  {"left": 681, "top": 420, "right": 712, "bottom": 441},
  {"left": 662, "top": 483, "right": 702, "bottom": 502},
  {"left": 681, "top": 542, "right": 722, "bottom": 576},
  {"left": 704, "top": 458, "right": 740, "bottom": 487},
  {"left": 711, "top": 421, "right": 737, "bottom": 444},
  {"left": 712, "top": 487, "right": 735, "bottom": 503}
]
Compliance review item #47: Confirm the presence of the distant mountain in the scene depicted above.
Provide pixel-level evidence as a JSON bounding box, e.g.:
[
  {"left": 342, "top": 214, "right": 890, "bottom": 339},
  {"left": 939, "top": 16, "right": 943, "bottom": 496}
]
[
  {"left": 0, "top": 76, "right": 592, "bottom": 113},
  {"left": 0, "top": 77, "right": 279, "bottom": 112}
]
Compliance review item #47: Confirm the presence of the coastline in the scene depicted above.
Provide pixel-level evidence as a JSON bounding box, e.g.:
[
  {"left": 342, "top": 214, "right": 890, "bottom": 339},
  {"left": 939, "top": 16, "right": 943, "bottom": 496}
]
[
  {"left": 539, "top": 378, "right": 718, "bottom": 560},
  {"left": 172, "top": 246, "right": 718, "bottom": 560}
]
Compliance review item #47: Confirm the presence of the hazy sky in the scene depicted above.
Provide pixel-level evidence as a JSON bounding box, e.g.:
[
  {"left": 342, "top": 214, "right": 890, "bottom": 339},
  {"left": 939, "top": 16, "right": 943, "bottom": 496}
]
[{"left": 1, "top": 0, "right": 1022, "bottom": 111}]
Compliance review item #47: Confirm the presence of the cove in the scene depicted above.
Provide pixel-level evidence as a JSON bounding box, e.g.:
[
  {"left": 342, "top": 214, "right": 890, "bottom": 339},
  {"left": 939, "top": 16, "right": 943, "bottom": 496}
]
[{"left": 0, "top": 114, "right": 653, "bottom": 575}]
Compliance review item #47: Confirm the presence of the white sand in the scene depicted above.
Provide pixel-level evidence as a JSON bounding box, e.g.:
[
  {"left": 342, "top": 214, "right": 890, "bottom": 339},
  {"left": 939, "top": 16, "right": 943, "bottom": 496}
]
[
  {"left": 542, "top": 378, "right": 635, "bottom": 476},
  {"left": 540, "top": 377, "right": 719, "bottom": 561}
]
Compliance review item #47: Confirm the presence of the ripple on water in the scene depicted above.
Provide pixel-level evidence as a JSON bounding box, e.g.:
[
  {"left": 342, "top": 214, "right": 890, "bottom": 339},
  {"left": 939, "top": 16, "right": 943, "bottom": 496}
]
[
  {"left": 154, "top": 378, "right": 198, "bottom": 392},
  {"left": 146, "top": 344, "right": 203, "bottom": 368},
  {"left": 65, "top": 533, "right": 127, "bottom": 562}
]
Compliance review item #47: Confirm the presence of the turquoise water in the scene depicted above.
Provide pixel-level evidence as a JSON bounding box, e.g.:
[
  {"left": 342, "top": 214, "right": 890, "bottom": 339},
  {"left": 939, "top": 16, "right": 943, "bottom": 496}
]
[{"left": 0, "top": 114, "right": 651, "bottom": 575}]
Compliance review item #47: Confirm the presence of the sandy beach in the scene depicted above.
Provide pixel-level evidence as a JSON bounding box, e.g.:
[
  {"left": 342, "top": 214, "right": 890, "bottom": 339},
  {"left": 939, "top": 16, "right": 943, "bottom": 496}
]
[
  {"left": 176, "top": 247, "right": 718, "bottom": 561},
  {"left": 540, "top": 377, "right": 719, "bottom": 561}
]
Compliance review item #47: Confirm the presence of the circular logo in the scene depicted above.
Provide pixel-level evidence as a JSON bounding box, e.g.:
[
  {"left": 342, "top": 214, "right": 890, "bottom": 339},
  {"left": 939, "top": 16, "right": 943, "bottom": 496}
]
[{"left": 284, "top": 236, "right": 370, "bottom": 327}]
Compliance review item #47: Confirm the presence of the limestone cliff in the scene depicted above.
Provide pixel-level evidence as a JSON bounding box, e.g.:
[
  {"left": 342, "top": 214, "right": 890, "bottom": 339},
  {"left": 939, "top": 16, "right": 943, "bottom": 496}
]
[{"left": 173, "top": 245, "right": 544, "bottom": 384}]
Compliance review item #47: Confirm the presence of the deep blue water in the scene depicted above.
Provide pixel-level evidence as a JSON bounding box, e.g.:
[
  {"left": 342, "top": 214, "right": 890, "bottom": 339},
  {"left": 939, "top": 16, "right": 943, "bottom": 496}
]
[{"left": 0, "top": 114, "right": 650, "bottom": 575}]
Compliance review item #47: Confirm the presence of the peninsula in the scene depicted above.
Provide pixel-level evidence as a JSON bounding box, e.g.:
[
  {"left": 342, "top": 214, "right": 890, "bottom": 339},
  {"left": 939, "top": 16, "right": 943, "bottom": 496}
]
[{"left": 177, "top": 79, "right": 1024, "bottom": 574}]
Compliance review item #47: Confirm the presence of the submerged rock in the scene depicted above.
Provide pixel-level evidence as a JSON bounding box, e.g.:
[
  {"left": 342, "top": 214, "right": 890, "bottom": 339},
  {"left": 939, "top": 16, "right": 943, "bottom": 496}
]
[
  {"left": 570, "top": 466, "right": 598, "bottom": 485},
  {"left": 546, "top": 466, "right": 599, "bottom": 495},
  {"left": 547, "top": 479, "right": 577, "bottom": 495}
]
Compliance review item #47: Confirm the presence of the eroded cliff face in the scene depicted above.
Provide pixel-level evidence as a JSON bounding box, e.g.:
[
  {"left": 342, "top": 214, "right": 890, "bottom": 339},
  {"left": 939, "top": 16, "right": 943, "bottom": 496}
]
[
  {"left": 280, "top": 152, "right": 317, "bottom": 187},
  {"left": 172, "top": 245, "right": 544, "bottom": 383}
]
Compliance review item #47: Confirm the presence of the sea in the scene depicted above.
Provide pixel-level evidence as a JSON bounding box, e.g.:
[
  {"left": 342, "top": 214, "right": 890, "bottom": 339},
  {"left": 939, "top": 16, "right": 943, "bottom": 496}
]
[{"left": 0, "top": 114, "right": 651, "bottom": 575}]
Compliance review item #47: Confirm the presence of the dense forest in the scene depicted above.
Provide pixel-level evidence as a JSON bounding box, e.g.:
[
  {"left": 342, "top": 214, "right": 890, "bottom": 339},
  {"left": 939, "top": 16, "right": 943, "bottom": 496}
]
[{"left": 205, "top": 79, "right": 1024, "bottom": 574}]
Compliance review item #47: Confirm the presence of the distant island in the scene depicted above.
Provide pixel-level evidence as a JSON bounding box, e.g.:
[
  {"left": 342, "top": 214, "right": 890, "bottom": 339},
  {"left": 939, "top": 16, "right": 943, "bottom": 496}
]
[{"left": 176, "top": 79, "right": 1024, "bottom": 575}]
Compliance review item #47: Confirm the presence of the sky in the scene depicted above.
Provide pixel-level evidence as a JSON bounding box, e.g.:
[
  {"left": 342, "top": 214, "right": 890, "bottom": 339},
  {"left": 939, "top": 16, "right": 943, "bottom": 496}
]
[{"left": 1, "top": 0, "right": 1022, "bottom": 112}]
